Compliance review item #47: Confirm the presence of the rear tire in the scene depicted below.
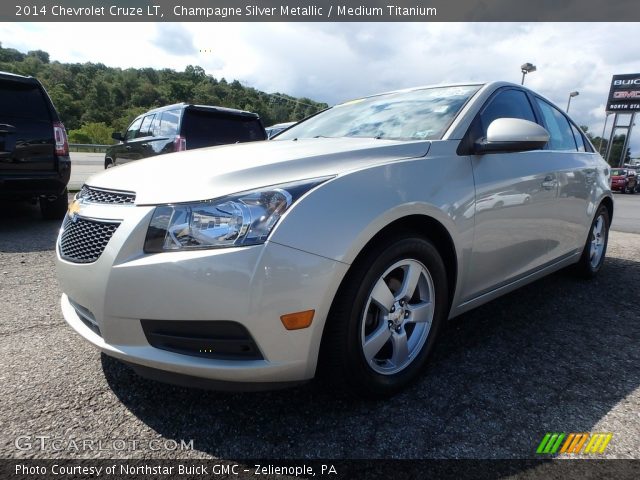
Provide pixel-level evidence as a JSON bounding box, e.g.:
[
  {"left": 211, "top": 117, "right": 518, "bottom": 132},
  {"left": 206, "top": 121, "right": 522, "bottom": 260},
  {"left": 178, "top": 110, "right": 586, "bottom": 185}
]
[
  {"left": 40, "top": 189, "right": 68, "bottom": 220},
  {"left": 573, "top": 204, "right": 610, "bottom": 278},
  {"left": 105, "top": 158, "right": 114, "bottom": 169},
  {"left": 319, "top": 234, "right": 448, "bottom": 398}
]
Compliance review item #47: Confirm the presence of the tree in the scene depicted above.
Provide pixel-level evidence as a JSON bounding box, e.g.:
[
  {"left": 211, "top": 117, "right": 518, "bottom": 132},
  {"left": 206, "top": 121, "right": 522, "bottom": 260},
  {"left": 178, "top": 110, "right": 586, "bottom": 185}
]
[
  {"left": 68, "top": 122, "right": 114, "bottom": 145},
  {"left": 0, "top": 44, "right": 328, "bottom": 137},
  {"left": 608, "top": 134, "right": 631, "bottom": 167},
  {"left": 27, "top": 50, "right": 49, "bottom": 63}
]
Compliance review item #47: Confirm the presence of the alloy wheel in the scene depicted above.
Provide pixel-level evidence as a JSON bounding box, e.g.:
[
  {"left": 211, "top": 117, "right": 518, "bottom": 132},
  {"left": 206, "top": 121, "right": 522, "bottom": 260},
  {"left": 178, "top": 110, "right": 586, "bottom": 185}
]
[{"left": 360, "top": 259, "right": 435, "bottom": 375}]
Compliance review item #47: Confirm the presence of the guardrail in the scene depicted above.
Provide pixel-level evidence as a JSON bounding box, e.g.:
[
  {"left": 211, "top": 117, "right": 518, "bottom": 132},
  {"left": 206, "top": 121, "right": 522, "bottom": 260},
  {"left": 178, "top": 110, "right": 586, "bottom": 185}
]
[{"left": 69, "top": 143, "right": 110, "bottom": 153}]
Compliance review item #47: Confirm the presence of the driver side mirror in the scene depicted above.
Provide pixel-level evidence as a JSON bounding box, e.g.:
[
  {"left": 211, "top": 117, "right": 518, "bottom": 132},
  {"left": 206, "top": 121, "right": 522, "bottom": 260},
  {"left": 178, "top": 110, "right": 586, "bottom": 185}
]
[
  {"left": 474, "top": 118, "right": 549, "bottom": 154},
  {"left": 112, "top": 132, "right": 124, "bottom": 142}
]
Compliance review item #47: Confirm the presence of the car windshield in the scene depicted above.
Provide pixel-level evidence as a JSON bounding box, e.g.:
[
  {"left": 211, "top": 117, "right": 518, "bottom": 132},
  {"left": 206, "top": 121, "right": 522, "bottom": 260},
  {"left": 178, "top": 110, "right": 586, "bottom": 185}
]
[
  {"left": 611, "top": 169, "right": 625, "bottom": 176},
  {"left": 276, "top": 85, "right": 481, "bottom": 142}
]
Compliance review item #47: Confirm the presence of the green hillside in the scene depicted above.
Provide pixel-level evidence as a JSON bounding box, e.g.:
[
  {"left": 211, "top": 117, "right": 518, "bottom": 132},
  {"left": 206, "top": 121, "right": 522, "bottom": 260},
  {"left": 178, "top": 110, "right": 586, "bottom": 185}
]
[{"left": 0, "top": 44, "right": 328, "bottom": 143}]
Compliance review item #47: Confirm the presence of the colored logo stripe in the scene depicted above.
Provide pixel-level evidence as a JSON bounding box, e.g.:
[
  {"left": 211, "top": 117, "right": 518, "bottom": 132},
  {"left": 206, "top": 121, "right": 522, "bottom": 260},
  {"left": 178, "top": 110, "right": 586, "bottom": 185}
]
[
  {"left": 537, "top": 433, "right": 612, "bottom": 454},
  {"left": 536, "top": 433, "right": 565, "bottom": 454},
  {"left": 584, "top": 433, "right": 613, "bottom": 454}
]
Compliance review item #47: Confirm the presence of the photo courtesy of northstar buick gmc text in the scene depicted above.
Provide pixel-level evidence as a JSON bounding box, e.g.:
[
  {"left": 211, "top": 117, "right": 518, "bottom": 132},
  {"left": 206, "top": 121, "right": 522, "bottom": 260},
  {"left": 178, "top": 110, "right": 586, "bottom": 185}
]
[{"left": 55, "top": 81, "right": 613, "bottom": 397}]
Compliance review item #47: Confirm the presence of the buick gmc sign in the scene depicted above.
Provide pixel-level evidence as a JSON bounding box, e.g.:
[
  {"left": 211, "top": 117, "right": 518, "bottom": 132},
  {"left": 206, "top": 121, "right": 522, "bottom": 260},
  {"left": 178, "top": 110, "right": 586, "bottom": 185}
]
[{"left": 607, "top": 73, "right": 640, "bottom": 112}]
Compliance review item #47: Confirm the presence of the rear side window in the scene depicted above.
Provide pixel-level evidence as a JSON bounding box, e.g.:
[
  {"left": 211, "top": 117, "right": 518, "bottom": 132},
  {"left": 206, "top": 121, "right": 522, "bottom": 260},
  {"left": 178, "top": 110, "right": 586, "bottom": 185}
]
[
  {"left": 480, "top": 89, "right": 536, "bottom": 135},
  {"left": 0, "top": 80, "right": 50, "bottom": 120},
  {"left": 570, "top": 124, "right": 586, "bottom": 152},
  {"left": 159, "top": 109, "right": 180, "bottom": 136},
  {"left": 182, "top": 110, "right": 265, "bottom": 149},
  {"left": 534, "top": 98, "right": 577, "bottom": 151}
]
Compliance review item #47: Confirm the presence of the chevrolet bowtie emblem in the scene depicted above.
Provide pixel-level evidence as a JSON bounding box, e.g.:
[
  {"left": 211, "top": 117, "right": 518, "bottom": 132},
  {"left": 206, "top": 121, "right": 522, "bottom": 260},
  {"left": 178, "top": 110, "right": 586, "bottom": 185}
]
[{"left": 67, "top": 199, "right": 81, "bottom": 221}]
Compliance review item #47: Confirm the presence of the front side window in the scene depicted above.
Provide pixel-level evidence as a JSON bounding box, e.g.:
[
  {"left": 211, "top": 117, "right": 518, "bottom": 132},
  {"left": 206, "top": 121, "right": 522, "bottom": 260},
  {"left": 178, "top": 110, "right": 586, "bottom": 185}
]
[
  {"left": 277, "top": 85, "right": 481, "bottom": 141},
  {"left": 479, "top": 89, "right": 536, "bottom": 135},
  {"left": 534, "top": 98, "right": 577, "bottom": 151},
  {"left": 137, "top": 114, "right": 156, "bottom": 138},
  {"left": 124, "top": 117, "right": 143, "bottom": 141}
]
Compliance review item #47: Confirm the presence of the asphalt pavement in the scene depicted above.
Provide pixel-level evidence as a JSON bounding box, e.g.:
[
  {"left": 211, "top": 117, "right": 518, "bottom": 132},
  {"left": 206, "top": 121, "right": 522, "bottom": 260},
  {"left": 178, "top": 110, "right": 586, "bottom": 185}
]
[
  {"left": 0, "top": 198, "right": 638, "bottom": 462},
  {"left": 68, "top": 152, "right": 104, "bottom": 190},
  {"left": 611, "top": 192, "right": 640, "bottom": 234}
]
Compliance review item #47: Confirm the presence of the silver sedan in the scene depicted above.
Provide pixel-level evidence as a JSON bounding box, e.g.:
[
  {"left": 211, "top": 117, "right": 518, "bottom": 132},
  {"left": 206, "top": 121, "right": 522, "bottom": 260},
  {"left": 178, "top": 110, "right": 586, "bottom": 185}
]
[{"left": 55, "top": 82, "right": 612, "bottom": 397}]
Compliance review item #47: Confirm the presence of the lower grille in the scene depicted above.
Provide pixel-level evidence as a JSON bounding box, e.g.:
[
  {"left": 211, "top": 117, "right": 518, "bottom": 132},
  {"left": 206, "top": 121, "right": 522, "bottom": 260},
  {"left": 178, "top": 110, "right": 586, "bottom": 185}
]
[
  {"left": 59, "top": 215, "right": 120, "bottom": 263},
  {"left": 141, "top": 320, "right": 263, "bottom": 360}
]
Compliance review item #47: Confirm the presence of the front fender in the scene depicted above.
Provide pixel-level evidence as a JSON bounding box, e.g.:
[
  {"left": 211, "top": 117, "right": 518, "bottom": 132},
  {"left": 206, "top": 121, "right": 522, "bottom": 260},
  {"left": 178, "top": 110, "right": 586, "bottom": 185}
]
[{"left": 270, "top": 142, "right": 476, "bottom": 310}]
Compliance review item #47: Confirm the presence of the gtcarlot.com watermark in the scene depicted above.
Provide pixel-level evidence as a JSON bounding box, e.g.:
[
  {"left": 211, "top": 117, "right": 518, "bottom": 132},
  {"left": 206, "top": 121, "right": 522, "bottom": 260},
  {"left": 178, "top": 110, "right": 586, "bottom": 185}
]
[{"left": 14, "top": 435, "right": 194, "bottom": 453}]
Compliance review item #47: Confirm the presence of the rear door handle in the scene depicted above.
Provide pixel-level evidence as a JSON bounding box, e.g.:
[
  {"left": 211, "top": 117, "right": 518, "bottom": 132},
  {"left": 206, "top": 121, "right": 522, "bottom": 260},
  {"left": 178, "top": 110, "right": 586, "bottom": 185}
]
[{"left": 542, "top": 175, "right": 558, "bottom": 190}]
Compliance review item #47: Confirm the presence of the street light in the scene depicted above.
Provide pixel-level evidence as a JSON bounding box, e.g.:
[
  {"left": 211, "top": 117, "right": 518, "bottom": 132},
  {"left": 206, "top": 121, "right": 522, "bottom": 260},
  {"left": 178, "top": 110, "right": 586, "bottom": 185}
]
[
  {"left": 520, "top": 63, "right": 537, "bottom": 85},
  {"left": 566, "top": 91, "right": 579, "bottom": 113}
]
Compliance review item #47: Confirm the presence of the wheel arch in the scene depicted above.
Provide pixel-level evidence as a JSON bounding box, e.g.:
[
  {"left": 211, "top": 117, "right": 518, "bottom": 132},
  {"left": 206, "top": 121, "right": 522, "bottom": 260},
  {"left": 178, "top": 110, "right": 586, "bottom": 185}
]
[
  {"left": 331, "top": 214, "right": 459, "bottom": 321},
  {"left": 316, "top": 213, "right": 458, "bottom": 389},
  {"left": 600, "top": 195, "right": 614, "bottom": 221}
]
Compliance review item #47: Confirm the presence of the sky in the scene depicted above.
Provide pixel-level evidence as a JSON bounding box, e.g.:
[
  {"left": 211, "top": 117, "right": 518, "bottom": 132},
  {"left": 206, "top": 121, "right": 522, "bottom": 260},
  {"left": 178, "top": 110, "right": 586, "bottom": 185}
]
[{"left": 1, "top": 22, "right": 640, "bottom": 155}]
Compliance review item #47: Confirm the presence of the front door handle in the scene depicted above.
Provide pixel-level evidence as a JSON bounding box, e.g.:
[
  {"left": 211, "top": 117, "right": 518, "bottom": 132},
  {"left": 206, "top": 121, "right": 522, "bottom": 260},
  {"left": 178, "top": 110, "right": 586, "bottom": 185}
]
[{"left": 542, "top": 175, "right": 558, "bottom": 190}]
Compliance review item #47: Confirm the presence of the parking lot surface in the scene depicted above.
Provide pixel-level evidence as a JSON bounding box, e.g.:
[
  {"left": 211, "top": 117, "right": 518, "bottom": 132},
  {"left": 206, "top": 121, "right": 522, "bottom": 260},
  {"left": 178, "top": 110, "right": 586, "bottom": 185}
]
[
  {"left": 611, "top": 192, "right": 640, "bottom": 234},
  {"left": 0, "top": 197, "right": 638, "bottom": 460}
]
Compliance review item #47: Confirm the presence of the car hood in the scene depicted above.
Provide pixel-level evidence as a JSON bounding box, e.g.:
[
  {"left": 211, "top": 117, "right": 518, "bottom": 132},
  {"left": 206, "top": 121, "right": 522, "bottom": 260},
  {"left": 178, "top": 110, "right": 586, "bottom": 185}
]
[{"left": 87, "top": 137, "right": 431, "bottom": 204}]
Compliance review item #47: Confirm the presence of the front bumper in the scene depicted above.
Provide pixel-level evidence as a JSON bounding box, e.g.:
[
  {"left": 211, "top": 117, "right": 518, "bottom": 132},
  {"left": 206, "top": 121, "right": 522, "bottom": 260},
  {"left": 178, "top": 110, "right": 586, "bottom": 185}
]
[{"left": 56, "top": 201, "right": 348, "bottom": 385}]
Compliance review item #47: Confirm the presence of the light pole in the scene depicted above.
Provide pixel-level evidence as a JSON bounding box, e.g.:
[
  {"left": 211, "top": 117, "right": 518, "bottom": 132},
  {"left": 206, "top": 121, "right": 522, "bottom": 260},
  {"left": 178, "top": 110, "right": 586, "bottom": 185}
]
[
  {"left": 521, "top": 63, "right": 536, "bottom": 85},
  {"left": 566, "top": 91, "right": 579, "bottom": 113}
]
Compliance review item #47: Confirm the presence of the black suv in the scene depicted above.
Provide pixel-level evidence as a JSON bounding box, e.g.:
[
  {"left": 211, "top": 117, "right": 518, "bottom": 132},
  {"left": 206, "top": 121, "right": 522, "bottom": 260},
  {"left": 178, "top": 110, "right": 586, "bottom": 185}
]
[
  {"left": 105, "top": 104, "right": 266, "bottom": 168},
  {"left": 0, "top": 71, "right": 70, "bottom": 219}
]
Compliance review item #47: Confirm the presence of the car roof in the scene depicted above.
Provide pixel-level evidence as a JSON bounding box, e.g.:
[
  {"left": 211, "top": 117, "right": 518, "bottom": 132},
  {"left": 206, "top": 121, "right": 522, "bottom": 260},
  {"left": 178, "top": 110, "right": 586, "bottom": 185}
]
[
  {"left": 0, "top": 70, "right": 40, "bottom": 85},
  {"left": 337, "top": 81, "right": 551, "bottom": 105},
  {"left": 142, "top": 103, "right": 259, "bottom": 118}
]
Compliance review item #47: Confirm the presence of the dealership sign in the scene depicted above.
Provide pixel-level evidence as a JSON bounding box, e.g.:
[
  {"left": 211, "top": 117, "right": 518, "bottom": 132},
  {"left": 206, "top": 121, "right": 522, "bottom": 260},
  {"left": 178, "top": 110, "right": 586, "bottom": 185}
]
[{"left": 606, "top": 74, "right": 640, "bottom": 112}]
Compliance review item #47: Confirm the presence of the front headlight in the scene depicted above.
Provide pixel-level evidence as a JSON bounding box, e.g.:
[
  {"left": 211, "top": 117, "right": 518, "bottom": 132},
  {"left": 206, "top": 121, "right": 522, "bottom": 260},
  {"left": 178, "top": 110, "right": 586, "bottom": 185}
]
[{"left": 144, "top": 177, "right": 331, "bottom": 252}]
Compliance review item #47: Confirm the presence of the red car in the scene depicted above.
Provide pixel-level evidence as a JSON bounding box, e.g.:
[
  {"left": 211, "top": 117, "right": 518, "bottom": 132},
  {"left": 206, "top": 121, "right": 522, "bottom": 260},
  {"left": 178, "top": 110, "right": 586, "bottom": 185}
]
[{"left": 610, "top": 168, "right": 638, "bottom": 193}]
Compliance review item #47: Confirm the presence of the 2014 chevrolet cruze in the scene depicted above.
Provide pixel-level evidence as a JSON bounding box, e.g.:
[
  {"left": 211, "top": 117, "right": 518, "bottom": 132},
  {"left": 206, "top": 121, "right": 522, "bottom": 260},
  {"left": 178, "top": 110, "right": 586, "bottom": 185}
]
[{"left": 56, "top": 82, "right": 613, "bottom": 397}]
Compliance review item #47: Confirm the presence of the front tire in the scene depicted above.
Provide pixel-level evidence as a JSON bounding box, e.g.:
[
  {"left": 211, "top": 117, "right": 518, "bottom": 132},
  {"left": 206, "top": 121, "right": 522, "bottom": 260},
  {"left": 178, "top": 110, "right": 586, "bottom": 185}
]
[
  {"left": 320, "top": 235, "right": 448, "bottom": 397},
  {"left": 573, "top": 204, "right": 610, "bottom": 278},
  {"left": 40, "top": 190, "right": 68, "bottom": 220}
]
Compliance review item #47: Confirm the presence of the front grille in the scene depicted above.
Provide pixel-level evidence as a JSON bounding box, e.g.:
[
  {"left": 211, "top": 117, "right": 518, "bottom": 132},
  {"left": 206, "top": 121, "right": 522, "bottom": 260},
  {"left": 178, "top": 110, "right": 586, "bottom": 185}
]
[
  {"left": 79, "top": 185, "right": 136, "bottom": 205},
  {"left": 141, "top": 320, "right": 263, "bottom": 360},
  {"left": 59, "top": 215, "right": 120, "bottom": 263}
]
